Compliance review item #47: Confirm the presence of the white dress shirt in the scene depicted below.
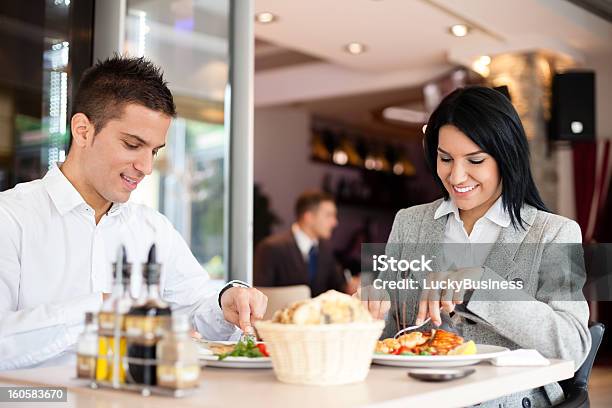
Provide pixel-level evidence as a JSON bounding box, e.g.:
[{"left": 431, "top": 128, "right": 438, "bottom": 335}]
[
  {"left": 433, "top": 196, "right": 511, "bottom": 270},
  {"left": 291, "top": 223, "right": 318, "bottom": 261},
  {"left": 0, "top": 164, "right": 239, "bottom": 370}
]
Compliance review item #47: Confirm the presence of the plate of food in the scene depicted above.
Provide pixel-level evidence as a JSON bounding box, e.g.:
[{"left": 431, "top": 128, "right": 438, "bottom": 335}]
[
  {"left": 372, "top": 329, "right": 509, "bottom": 368},
  {"left": 196, "top": 337, "right": 272, "bottom": 368}
]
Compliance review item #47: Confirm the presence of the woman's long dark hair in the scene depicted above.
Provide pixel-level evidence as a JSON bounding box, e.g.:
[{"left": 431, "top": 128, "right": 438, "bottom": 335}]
[{"left": 423, "top": 86, "right": 549, "bottom": 230}]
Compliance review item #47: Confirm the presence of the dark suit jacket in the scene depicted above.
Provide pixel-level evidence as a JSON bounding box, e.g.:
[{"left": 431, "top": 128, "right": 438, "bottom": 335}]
[{"left": 253, "top": 230, "right": 346, "bottom": 297}]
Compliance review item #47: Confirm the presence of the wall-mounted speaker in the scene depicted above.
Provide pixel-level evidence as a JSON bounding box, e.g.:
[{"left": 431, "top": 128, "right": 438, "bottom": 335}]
[{"left": 550, "top": 71, "right": 595, "bottom": 141}]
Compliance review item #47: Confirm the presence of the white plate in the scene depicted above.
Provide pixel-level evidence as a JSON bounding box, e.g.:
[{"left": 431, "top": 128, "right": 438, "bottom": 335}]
[
  {"left": 371, "top": 344, "right": 510, "bottom": 368},
  {"left": 196, "top": 340, "right": 272, "bottom": 369},
  {"left": 199, "top": 354, "right": 272, "bottom": 368}
]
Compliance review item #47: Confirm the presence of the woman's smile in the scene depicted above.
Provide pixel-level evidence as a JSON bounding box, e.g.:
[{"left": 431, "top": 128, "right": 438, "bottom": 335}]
[
  {"left": 452, "top": 184, "right": 479, "bottom": 195},
  {"left": 437, "top": 125, "right": 502, "bottom": 217}
]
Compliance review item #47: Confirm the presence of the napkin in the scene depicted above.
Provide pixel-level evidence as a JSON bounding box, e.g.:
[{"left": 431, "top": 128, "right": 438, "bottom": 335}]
[{"left": 490, "top": 349, "right": 550, "bottom": 366}]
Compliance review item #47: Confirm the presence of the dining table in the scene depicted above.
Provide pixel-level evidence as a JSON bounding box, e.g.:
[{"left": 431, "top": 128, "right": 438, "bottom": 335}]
[{"left": 0, "top": 358, "right": 574, "bottom": 407}]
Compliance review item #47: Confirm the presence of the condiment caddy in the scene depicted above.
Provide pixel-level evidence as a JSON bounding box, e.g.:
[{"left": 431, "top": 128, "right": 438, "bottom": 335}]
[{"left": 75, "top": 244, "right": 201, "bottom": 397}]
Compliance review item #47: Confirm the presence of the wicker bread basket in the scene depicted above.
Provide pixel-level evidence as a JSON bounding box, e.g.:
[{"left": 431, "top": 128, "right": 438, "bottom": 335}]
[{"left": 255, "top": 320, "right": 385, "bottom": 386}]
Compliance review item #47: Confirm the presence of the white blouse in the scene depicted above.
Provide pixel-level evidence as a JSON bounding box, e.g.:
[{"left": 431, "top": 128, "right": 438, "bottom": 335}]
[{"left": 433, "top": 197, "right": 511, "bottom": 270}]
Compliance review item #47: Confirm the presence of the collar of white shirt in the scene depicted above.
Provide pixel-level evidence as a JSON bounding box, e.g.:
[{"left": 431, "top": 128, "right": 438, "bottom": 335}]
[
  {"left": 433, "top": 196, "right": 511, "bottom": 228},
  {"left": 42, "top": 163, "right": 124, "bottom": 217},
  {"left": 291, "top": 223, "right": 318, "bottom": 260}
]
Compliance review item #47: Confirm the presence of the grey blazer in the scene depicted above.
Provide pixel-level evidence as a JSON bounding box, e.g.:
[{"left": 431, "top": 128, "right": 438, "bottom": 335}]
[{"left": 380, "top": 198, "right": 591, "bottom": 407}]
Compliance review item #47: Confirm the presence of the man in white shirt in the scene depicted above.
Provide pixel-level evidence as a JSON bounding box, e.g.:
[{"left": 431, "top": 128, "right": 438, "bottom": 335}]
[{"left": 0, "top": 56, "right": 267, "bottom": 370}]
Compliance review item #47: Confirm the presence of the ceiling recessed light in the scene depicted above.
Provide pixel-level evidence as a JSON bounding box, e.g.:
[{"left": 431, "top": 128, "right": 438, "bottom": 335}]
[
  {"left": 478, "top": 55, "right": 491, "bottom": 65},
  {"left": 345, "top": 42, "right": 366, "bottom": 55},
  {"left": 255, "top": 12, "right": 277, "bottom": 24},
  {"left": 382, "top": 107, "right": 428, "bottom": 124},
  {"left": 472, "top": 55, "right": 492, "bottom": 77},
  {"left": 449, "top": 24, "right": 470, "bottom": 37}
]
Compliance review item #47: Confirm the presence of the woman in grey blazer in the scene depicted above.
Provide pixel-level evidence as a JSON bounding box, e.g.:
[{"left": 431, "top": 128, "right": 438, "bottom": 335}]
[{"left": 373, "top": 87, "right": 591, "bottom": 407}]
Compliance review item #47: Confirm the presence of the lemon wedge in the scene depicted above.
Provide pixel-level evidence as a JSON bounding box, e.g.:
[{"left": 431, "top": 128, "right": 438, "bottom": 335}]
[{"left": 448, "top": 340, "right": 477, "bottom": 355}]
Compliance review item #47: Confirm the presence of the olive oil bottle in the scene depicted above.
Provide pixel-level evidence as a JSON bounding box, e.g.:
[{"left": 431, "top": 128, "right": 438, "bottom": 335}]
[
  {"left": 96, "top": 246, "right": 132, "bottom": 385},
  {"left": 125, "top": 244, "right": 171, "bottom": 385}
]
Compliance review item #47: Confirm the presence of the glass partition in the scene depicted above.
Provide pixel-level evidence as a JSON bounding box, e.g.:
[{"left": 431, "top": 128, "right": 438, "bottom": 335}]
[
  {"left": 0, "top": 0, "right": 94, "bottom": 189},
  {"left": 124, "top": 0, "right": 231, "bottom": 281}
]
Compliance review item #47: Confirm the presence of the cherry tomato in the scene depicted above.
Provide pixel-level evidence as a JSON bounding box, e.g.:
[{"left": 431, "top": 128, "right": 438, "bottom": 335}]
[
  {"left": 396, "top": 346, "right": 412, "bottom": 355},
  {"left": 256, "top": 343, "right": 269, "bottom": 357}
]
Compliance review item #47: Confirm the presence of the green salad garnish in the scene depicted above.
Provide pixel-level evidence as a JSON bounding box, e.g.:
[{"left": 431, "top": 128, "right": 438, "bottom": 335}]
[{"left": 218, "top": 337, "right": 264, "bottom": 360}]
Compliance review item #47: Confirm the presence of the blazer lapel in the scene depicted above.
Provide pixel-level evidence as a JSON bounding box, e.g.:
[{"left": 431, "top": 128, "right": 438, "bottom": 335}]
[
  {"left": 288, "top": 232, "right": 308, "bottom": 280},
  {"left": 418, "top": 202, "right": 446, "bottom": 272},
  {"left": 483, "top": 205, "right": 538, "bottom": 279}
]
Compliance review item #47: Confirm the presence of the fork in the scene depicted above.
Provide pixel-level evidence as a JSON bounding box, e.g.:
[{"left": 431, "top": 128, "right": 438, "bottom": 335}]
[
  {"left": 239, "top": 325, "right": 259, "bottom": 343},
  {"left": 393, "top": 317, "right": 431, "bottom": 339},
  {"left": 239, "top": 332, "right": 254, "bottom": 343}
]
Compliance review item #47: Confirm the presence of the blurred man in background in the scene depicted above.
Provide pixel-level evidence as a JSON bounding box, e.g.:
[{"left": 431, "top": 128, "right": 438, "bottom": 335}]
[{"left": 254, "top": 190, "right": 356, "bottom": 296}]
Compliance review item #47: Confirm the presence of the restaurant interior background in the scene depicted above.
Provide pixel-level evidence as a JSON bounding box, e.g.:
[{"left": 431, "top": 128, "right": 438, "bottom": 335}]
[
  {"left": 1, "top": 0, "right": 612, "bottom": 374},
  {"left": 251, "top": 0, "right": 612, "bottom": 367}
]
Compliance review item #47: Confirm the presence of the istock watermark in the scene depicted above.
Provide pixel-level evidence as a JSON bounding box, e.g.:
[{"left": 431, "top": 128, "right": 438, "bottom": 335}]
[
  {"left": 372, "top": 254, "right": 433, "bottom": 273},
  {"left": 371, "top": 276, "right": 524, "bottom": 291},
  {"left": 358, "top": 242, "right": 612, "bottom": 302}
]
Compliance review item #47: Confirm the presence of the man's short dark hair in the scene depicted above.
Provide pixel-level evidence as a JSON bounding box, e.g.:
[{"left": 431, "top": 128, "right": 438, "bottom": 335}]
[
  {"left": 69, "top": 55, "right": 176, "bottom": 148},
  {"left": 295, "top": 190, "right": 335, "bottom": 219}
]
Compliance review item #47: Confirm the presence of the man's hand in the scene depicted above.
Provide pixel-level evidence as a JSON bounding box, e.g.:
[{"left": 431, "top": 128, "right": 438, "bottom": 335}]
[
  {"left": 345, "top": 275, "right": 361, "bottom": 295},
  {"left": 353, "top": 285, "right": 390, "bottom": 320},
  {"left": 220, "top": 287, "right": 268, "bottom": 333},
  {"left": 102, "top": 292, "right": 111, "bottom": 302},
  {"left": 415, "top": 267, "right": 483, "bottom": 326}
]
